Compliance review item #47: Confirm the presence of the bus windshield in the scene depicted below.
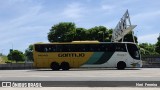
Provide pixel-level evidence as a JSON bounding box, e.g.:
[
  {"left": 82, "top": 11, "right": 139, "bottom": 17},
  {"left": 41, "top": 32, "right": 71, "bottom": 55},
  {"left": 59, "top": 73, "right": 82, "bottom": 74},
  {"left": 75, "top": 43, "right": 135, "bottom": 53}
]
[{"left": 127, "top": 44, "right": 140, "bottom": 60}]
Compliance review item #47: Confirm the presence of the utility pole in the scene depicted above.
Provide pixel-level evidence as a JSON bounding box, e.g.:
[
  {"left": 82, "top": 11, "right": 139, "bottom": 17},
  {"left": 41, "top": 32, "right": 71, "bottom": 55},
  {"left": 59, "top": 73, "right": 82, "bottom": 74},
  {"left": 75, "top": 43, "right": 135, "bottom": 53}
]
[
  {"left": 98, "top": 31, "right": 105, "bottom": 42},
  {"left": 11, "top": 43, "right": 13, "bottom": 63},
  {"left": 0, "top": 49, "right": 4, "bottom": 56}
]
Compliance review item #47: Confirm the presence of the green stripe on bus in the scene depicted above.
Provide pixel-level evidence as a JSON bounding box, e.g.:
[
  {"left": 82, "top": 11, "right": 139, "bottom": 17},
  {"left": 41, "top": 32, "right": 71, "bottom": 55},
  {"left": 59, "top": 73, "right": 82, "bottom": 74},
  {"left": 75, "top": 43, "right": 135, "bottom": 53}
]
[
  {"left": 85, "top": 52, "right": 104, "bottom": 64},
  {"left": 94, "top": 52, "right": 114, "bottom": 64}
]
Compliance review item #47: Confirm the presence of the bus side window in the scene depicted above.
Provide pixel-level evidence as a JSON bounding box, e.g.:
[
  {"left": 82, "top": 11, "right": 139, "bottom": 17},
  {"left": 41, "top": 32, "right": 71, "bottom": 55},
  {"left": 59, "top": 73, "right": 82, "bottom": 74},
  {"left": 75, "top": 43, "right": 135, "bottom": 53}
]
[
  {"left": 89, "top": 44, "right": 94, "bottom": 52},
  {"left": 62, "top": 45, "right": 67, "bottom": 52},
  {"left": 44, "top": 45, "right": 49, "bottom": 52},
  {"left": 73, "top": 44, "right": 78, "bottom": 52},
  {"left": 105, "top": 46, "right": 108, "bottom": 51},
  {"left": 83, "top": 44, "right": 86, "bottom": 52},
  {"left": 56, "top": 45, "right": 62, "bottom": 52},
  {"left": 35, "top": 45, "right": 39, "bottom": 52},
  {"left": 44, "top": 47, "right": 47, "bottom": 52},
  {"left": 99, "top": 44, "right": 106, "bottom": 52},
  {"left": 48, "top": 45, "right": 54, "bottom": 52},
  {"left": 70, "top": 44, "right": 75, "bottom": 52},
  {"left": 98, "top": 43, "right": 108, "bottom": 52},
  {"left": 51, "top": 45, "right": 56, "bottom": 52},
  {"left": 78, "top": 44, "right": 86, "bottom": 52},
  {"left": 92, "top": 44, "right": 100, "bottom": 52},
  {"left": 73, "top": 44, "right": 82, "bottom": 52},
  {"left": 37, "top": 45, "right": 45, "bottom": 52},
  {"left": 106, "top": 44, "right": 115, "bottom": 52},
  {"left": 97, "top": 44, "right": 101, "bottom": 51},
  {"left": 63, "top": 44, "right": 71, "bottom": 52},
  {"left": 115, "top": 44, "right": 126, "bottom": 52}
]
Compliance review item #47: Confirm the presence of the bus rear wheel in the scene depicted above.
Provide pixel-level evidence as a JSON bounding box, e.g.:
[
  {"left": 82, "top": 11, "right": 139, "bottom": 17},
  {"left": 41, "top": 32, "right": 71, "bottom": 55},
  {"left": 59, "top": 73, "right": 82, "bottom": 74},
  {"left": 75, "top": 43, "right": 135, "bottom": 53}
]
[
  {"left": 61, "top": 62, "right": 70, "bottom": 70},
  {"left": 50, "top": 62, "right": 60, "bottom": 71},
  {"left": 117, "top": 61, "right": 126, "bottom": 70}
]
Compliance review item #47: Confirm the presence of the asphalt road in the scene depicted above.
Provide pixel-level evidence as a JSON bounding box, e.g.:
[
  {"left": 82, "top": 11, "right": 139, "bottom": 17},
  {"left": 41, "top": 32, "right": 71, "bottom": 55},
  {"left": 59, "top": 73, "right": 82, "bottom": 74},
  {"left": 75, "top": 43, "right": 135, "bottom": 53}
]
[
  {"left": 1, "top": 68, "right": 160, "bottom": 88},
  {"left": 0, "top": 68, "right": 160, "bottom": 81}
]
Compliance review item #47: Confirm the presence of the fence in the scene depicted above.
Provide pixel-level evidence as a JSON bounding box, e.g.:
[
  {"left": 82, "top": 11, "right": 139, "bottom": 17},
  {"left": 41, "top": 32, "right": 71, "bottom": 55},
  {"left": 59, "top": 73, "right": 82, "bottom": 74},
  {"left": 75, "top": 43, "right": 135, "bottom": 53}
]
[
  {"left": 142, "top": 55, "right": 160, "bottom": 68},
  {"left": 0, "top": 63, "right": 33, "bottom": 70}
]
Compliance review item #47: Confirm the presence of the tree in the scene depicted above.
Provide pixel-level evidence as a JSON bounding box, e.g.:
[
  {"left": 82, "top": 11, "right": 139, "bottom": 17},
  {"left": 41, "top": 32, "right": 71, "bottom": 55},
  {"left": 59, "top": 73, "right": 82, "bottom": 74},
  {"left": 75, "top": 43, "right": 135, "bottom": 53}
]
[
  {"left": 48, "top": 22, "right": 76, "bottom": 42},
  {"left": 25, "top": 44, "right": 33, "bottom": 61},
  {"left": 87, "top": 26, "right": 109, "bottom": 42},
  {"left": 47, "top": 22, "right": 139, "bottom": 43},
  {"left": 7, "top": 50, "right": 25, "bottom": 63},
  {"left": 47, "top": 22, "right": 112, "bottom": 42},
  {"left": 74, "top": 28, "right": 87, "bottom": 40},
  {"left": 155, "top": 34, "right": 160, "bottom": 54},
  {"left": 139, "top": 43, "right": 158, "bottom": 56},
  {"left": 120, "top": 32, "right": 138, "bottom": 43}
]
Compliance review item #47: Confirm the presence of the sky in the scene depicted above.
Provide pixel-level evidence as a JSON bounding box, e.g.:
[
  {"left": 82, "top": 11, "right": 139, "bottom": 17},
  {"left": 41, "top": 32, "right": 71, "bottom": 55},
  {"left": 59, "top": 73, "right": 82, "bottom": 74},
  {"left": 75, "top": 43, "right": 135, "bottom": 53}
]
[{"left": 0, "top": 0, "right": 160, "bottom": 55}]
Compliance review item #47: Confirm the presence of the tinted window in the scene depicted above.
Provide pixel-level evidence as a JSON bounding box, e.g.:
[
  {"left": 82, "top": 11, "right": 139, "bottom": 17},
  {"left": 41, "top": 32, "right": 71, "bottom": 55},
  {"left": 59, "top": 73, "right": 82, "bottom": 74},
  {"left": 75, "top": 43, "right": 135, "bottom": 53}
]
[
  {"left": 35, "top": 45, "right": 45, "bottom": 52},
  {"left": 72, "top": 44, "right": 86, "bottom": 52},
  {"left": 114, "top": 43, "right": 126, "bottom": 52},
  {"left": 105, "top": 43, "right": 115, "bottom": 52},
  {"left": 35, "top": 43, "right": 127, "bottom": 52},
  {"left": 127, "top": 44, "right": 140, "bottom": 60},
  {"left": 35, "top": 44, "right": 56, "bottom": 52}
]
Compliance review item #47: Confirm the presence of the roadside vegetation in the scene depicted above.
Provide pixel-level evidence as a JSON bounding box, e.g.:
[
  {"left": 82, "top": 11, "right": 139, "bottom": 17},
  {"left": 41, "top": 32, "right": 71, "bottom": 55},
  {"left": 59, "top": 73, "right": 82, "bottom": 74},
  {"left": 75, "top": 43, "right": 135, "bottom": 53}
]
[{"left": 0, "top": 55, "right": 25, "bottom": 64}]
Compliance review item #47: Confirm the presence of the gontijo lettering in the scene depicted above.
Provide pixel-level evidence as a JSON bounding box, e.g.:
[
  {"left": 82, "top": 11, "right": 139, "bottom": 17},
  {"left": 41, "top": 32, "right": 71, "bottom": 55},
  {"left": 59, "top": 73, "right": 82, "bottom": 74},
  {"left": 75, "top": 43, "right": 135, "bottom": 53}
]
[{"left": 58, "top": 53, "right": 85, "bottom": 57}]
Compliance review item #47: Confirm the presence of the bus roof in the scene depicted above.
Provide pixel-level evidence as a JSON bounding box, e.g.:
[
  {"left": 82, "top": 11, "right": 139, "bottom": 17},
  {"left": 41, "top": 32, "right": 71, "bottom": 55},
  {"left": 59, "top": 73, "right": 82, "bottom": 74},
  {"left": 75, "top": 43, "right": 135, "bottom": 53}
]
[{"left": 34, "top": 41, "right": 136, "bottom": 45}]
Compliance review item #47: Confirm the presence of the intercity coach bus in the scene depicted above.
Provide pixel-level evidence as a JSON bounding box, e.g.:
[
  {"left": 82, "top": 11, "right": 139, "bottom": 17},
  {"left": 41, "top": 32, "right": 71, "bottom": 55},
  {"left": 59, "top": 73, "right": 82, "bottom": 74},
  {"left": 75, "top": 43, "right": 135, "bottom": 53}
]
[{"left": 33, "top": 41, "right": 142, "bottom": 70}]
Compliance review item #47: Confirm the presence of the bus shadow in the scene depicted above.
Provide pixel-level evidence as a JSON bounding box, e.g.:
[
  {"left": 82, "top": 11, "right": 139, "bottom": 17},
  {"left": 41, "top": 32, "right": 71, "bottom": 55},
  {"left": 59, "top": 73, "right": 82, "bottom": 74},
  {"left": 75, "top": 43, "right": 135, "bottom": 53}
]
[
  {"left": 71, "top": 68, "right": 141, "bottom": 71},
  {"left": 29, "top": 68, "right": 141, "bottom": 72}
]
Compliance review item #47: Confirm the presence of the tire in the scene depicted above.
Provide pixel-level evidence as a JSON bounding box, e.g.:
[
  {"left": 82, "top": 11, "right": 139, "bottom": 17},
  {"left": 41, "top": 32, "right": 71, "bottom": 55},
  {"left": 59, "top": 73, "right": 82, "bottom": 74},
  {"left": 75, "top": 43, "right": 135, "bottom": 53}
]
[
  {"left": 117, "top": 61, "right": 126, "bottom": 70},
  {"left": 50, "top": 62, "right": 60, "bottom": 71},
  {"left": 61, "top": 62, "right": 70, "bottom": 70}
]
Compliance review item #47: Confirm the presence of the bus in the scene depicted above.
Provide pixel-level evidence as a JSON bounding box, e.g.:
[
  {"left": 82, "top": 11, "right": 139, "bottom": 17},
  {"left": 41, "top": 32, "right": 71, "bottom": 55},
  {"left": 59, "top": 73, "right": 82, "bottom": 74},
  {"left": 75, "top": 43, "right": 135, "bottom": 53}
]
[{"left": 33, "top": 41, "right": 142, "bottom": 70}]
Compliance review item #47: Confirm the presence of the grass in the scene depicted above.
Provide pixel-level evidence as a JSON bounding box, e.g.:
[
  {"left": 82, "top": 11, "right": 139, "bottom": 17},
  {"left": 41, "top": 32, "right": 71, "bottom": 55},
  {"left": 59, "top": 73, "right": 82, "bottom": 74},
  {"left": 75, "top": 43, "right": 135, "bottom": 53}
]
[{"left": 0, "top": 56, "right": 6, "bottom": 64}]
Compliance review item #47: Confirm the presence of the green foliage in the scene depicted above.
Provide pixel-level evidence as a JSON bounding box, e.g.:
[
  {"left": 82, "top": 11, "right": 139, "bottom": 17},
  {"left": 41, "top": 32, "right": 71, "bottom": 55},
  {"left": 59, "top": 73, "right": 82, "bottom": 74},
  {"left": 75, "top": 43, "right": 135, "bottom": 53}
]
[
  {"left": 74, "top": 28, "right": 87, "bottom": 40},
  {"left": 47, "top": 22, "right": 113, "bottom": 42},
  {"left": 155, "top": 41, "right": 160, "bottom": 54},
  {"left": 120, "top": 32, "right": 138, "bottom": 43},
  {"left": 139, "top": 43, "right": 159, "bottom": 56},
  {"left": 0, "top": 56, "right": 6, "bottom": 64},
  {"left": 87, "top": 26, "right": 110, "bottom": 42},
  {"left": 47, "top": 22, "right": 138, "bottom": 43},
  {"left": 25, "top": 44, "right": 33, "bottom": 61},
  {"left": 48, "top": 22, "right": 76, "bottom": 42},
  {"left": 7, "top": 50, "right": 25, "bottom": 63},
  {"left": 2, "top": 56, "right": 8, "bottom": 62},
  {"left": 155, "top": 34, "right": 160, "bottom": 54},
  {"left": 0, "top": 55, "right": 25, "bottom": 64}
]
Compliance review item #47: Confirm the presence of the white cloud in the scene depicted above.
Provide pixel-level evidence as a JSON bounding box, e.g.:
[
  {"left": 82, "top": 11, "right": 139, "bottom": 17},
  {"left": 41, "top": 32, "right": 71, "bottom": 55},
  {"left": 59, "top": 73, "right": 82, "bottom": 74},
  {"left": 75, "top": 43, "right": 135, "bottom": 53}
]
[
  {"left": 62, "top": 2, "right": 85, "bottom": 19},
  {"left": 101, "top": 5, "right": 115, "bottom": 11},
  {"left": 138, "top": 33, "right": 159, "bottom": 44},
  {"left": 0, "top": 1, "right": 49, "bottom": 54},
  {"left": 132, "top": 10, "right": 160, "bottom": 44},
  {"left": 132, "top": 10, "right": 160, "bottom": 23},
  {"left": 0, "top": 5, "right": 44, "bottom": 42},
  {"left": 0, "top": 3, "right": 43, "bottom": 32}
]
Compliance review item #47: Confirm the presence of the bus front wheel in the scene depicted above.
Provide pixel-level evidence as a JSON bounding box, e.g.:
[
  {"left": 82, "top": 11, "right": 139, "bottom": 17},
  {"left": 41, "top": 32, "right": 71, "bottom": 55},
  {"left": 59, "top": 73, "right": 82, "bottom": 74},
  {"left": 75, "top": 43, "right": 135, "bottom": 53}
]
[
  {"left": 61, "top": 62, "right": 70, "bottom": 70},
  {"left": 50, "top": 62, "right": 60, "bottom": 70},
  {"left": 117, "top": 61, "right": 126, "bottom": 70}
]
